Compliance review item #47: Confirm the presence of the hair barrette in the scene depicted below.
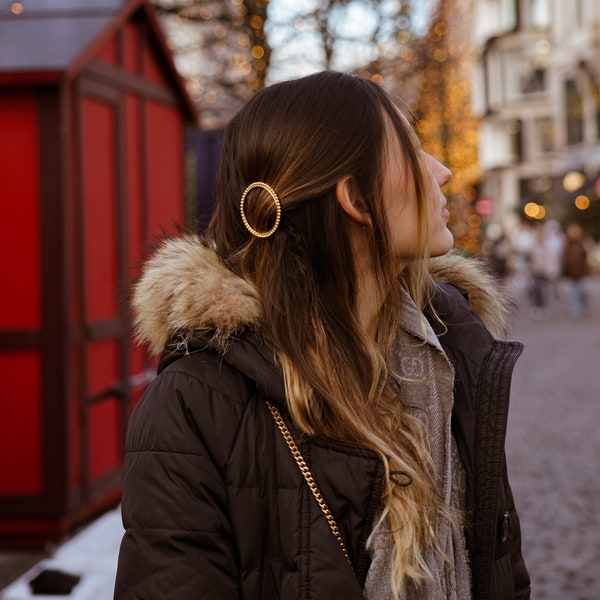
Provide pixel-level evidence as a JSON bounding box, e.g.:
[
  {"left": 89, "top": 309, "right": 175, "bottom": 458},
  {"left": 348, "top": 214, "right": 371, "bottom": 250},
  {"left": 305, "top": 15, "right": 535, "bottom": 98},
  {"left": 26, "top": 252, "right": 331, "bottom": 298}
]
[{"left": 239, "top": 181, "right": 281, "bottom": 238}]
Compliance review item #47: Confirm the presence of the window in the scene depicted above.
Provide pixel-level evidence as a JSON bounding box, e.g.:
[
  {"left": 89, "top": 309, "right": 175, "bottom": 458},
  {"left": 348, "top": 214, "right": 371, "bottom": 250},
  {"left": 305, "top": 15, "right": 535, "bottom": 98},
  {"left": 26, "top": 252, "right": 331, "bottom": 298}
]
[
  {"left": 500, "top": 0, "right": 518, "bottom": 30},
  {"left": 509, "top": 119, "right": 523, "bottom": 160},
  {"left": 479, "top": 119, "right": 522, "bottom": 169},
  {"left": 522, "top": 67, "right": 546, "bottom": 95},
  {"left": 504, "top": 49, "right": 547, "bottom": 100},
  {"left": 565, "top": 79, "right": 584, "bottom": 145},
  {"left": 533, "top": 117, "right": 554, "bottom": 154},
  {"left": 526, "top": 0, "right": 550, "bottom": 29},
  {"left": 475, "top": 0, "right": 517, "bottom": 43}
]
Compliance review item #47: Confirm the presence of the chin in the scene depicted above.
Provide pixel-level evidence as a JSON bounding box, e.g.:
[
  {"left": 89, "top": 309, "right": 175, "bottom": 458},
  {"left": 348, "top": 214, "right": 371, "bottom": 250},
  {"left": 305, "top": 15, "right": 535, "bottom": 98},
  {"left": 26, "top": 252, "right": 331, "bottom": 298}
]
[{"left": 430, "top": 231, "right": 454, "bottom": 257}]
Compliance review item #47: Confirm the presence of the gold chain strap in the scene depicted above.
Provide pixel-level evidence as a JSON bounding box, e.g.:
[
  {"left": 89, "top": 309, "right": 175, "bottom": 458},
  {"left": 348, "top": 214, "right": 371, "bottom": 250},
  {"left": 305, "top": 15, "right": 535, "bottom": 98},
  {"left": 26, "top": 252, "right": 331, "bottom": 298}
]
[{"left": 265, "top": 401, "right": 353, "bottom": 569}]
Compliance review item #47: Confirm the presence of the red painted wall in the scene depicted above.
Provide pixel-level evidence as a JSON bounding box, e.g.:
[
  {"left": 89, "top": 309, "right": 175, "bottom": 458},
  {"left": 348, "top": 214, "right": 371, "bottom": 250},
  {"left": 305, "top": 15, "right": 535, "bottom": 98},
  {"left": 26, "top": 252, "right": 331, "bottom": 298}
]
[
  {"left": 82, "top": 98, "right": 119, "bottom": 323},
  {"left": 0, "top": 92, "right": 40, "bottom": 328},
  {"left": 0, "top": 353, "right": 42, "bottom": 495},
  {"left": 146, "top": 100, "right": 184, "bottom": 234},
  {"left": 0, "top": 92, "right": 42, "bottom": 495}
]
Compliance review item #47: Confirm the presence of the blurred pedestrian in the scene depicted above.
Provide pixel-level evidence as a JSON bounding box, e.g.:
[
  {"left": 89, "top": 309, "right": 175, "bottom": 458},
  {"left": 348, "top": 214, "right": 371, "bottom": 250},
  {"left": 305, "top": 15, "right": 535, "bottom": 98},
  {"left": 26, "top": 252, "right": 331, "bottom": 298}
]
[
  {"left": 114, "top": 71, "right": 529, "bottom": 600},
  {"left": 563, "top": 223, "right": 589, "bottom": 316},
  {"left": 527, "top": 225, "right": 551, "bottom": 319},
  {"left": 482, "top": 224, "right": 511, "bottom": 281},
  {"left": 507, "top": 221, "right": 535, "bottom": 304},
  {"left": 542, "top": 220, "right": 565, "bottom": 303}
]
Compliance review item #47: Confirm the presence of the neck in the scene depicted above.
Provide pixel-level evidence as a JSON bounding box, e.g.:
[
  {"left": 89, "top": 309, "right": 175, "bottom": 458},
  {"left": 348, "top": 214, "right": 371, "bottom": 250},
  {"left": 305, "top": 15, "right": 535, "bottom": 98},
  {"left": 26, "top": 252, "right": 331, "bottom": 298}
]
[
  {"left": 350, "top": 226, "right": 387, "bottom": 340},
  {"left": 355, "top": 268, "right": 383, "bottom": 340},
  {"left": 351, "top": 232, "right": 409, "bottom": 340}
]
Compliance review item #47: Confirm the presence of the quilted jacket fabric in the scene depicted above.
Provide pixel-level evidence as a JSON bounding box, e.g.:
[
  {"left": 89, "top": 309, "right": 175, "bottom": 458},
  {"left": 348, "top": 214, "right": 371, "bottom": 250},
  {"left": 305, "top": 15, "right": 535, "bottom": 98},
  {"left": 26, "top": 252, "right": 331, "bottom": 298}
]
[{"left": 113, "top": 236, "right": 530, "bottom": 599}]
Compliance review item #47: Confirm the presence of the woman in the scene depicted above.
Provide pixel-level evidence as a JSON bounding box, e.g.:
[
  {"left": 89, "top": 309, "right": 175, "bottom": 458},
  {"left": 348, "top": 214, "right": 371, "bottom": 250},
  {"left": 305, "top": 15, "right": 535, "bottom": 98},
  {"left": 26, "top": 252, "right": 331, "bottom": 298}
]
[{"left": 114, "top": 71, "right": 530, "bottom": 599}]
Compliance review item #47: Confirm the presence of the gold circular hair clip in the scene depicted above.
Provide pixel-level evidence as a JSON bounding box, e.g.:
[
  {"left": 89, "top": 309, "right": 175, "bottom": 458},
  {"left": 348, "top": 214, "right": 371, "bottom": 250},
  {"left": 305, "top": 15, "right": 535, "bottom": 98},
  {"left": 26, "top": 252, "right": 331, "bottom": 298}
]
[{"left": 239, "top": 181, "right": 282, "bottom": 238}]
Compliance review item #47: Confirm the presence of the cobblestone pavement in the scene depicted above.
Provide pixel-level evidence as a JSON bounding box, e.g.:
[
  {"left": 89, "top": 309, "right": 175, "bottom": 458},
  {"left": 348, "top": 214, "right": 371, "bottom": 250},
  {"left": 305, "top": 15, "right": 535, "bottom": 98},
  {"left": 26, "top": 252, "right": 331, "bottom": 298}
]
[{"left": 504, "top": 276, "right": 600, "bottom": 600}]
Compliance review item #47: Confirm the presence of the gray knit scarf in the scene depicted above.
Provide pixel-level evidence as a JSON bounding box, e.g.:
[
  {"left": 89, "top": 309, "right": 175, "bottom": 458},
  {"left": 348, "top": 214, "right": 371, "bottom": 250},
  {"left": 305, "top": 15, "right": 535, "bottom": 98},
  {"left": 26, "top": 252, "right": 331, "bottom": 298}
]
[{"left": 363, "top": 291, "right": 472, "bottom": 600}]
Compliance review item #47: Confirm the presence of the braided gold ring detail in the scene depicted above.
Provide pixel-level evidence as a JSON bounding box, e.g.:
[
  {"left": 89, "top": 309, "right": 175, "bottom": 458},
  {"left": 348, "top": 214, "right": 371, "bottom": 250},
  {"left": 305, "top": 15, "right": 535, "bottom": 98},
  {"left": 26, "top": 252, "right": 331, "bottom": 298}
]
[{"left": 239, "top": 182, "right": 281, "bottom": 238}]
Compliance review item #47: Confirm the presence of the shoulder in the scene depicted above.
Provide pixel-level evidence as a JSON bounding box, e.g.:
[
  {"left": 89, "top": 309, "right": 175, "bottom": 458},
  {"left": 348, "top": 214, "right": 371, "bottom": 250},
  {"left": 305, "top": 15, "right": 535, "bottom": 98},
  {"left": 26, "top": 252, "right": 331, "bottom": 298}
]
[
  {"left": 126, "top": 348, "right": 256, "bottom": 465},
  {"left": 160, "top": 345, "right": 256, "bottom": 405},
  {"left": 429, "top": 253, "right": 513, "bottom": 339},
  {"left": 428, "top": 281, "right": 495, "bottom": 354},
  {"left": 427, "top": 256, "right": 500, "bottom": 360}
]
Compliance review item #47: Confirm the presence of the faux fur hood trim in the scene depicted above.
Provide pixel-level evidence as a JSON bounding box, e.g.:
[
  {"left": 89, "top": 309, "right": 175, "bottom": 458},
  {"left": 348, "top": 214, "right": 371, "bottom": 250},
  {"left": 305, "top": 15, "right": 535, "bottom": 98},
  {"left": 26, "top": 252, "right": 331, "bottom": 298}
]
[
  {"left": 132, "top": 235, "right": 510, "bottom": 355},
  {"left": 429, "top": 253, "right": 511, "bottom": 338},
  {"left": 132, "top": 235, "right": 262, "bottom": 355}
]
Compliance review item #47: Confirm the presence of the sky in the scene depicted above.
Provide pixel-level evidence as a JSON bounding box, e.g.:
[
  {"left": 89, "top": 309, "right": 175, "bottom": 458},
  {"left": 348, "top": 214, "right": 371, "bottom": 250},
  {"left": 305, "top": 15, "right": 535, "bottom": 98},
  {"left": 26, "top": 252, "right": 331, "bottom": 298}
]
[{"left": 266, "top": 0, "right": 438, "bottom": 83}]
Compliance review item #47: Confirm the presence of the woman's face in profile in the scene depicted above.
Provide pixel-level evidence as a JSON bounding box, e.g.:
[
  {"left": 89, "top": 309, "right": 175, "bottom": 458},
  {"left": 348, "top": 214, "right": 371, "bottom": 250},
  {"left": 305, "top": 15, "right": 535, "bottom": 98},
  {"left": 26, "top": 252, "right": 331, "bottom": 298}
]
[{"left": 382, "top": 122, "right": 454, "bottom": 267}]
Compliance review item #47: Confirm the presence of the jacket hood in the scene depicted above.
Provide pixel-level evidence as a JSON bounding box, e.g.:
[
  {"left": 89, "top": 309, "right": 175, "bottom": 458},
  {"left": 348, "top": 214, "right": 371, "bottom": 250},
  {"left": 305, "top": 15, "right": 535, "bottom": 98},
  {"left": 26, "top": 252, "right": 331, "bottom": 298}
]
[
  {"left": 429, "top": 253, "right": 511, "bottom": 337},
  {"left": 132, "top": 234, "right": 262, "bottom": 356},
  {"left": 132, "top": 234, "right": 510, "bottom": 356}
]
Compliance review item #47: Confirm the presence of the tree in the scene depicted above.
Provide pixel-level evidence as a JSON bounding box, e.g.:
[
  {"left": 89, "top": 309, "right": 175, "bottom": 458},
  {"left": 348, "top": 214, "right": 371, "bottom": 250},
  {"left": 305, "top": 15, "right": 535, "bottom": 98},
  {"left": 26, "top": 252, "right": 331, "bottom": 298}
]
[
  {"left": 153, "top": 0, "right": 430, "bottom": 127},
  {"left": 153, "top": 0, "right": 272, "bottom": 128},
  {"left": 267, "top": 0, "right": 418, "bottom": 84},
  {"left": 411, "top": 0, "right": 482, "bottom": 254}
]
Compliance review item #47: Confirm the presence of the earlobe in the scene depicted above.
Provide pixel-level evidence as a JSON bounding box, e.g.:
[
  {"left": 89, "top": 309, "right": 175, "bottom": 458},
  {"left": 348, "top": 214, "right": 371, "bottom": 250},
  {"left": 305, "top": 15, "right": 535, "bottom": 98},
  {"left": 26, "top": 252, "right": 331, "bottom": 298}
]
[{"left": 335, "top": 176, "right": 372, "bottom": 227}]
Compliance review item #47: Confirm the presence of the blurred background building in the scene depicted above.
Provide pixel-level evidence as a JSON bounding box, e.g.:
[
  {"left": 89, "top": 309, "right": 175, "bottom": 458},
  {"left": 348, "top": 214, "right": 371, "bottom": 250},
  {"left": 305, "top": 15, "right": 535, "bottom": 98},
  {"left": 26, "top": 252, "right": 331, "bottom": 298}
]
[{"left": 472, "top": 0, "right": 600, "bottom": 238}]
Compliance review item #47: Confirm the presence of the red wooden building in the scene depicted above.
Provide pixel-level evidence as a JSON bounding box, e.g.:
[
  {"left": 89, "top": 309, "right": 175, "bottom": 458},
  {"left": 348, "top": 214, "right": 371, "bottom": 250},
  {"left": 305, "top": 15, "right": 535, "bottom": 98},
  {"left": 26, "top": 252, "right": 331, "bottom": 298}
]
[{"left": 0, "top": 0, "right": 198, "bottom": 546}]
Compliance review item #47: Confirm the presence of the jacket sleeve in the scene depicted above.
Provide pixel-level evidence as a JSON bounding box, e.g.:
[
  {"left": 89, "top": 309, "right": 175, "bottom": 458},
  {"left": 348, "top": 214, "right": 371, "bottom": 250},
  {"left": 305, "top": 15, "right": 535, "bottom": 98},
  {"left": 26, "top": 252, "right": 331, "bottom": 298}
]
[{"left": 114, "top": 367, "right": 244, "bottom": 599}]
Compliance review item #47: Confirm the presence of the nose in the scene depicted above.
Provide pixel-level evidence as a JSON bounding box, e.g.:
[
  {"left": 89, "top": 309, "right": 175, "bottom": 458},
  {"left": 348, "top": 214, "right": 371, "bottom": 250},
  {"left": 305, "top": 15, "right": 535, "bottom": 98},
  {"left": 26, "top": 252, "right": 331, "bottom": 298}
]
[{"left": 426, "top": 153, "right": 452, "bottom": 188}]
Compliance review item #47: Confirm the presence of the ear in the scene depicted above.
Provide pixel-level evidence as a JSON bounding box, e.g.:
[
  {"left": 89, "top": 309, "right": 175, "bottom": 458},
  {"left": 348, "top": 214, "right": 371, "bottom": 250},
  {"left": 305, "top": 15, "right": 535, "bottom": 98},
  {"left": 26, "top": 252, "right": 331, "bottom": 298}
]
[{"left": 335, "top": 176, "right": 372, "bottom": 227}]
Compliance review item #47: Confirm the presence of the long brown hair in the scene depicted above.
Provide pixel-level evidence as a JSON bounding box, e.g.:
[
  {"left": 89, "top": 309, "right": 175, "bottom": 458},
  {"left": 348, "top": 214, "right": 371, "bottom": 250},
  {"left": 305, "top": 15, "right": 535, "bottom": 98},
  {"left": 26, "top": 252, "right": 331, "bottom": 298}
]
[{"left": 207, "top": 71, "right": 445, "bottom": 594}]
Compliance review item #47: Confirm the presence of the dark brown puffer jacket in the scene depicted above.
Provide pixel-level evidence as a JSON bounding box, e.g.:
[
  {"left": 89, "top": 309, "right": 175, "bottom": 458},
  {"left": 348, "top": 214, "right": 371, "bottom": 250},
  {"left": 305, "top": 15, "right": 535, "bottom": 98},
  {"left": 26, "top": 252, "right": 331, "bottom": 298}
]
[{"left": 113, "top": 236, "right": 530, "bottom": 599}]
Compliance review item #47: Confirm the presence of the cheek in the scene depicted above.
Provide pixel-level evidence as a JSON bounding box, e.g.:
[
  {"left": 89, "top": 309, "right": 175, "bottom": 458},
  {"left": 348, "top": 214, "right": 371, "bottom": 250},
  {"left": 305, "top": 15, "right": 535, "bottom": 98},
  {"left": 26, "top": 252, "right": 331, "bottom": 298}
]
[{"left": 392, "top": 208, "right": 423, "bottom": 255}]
